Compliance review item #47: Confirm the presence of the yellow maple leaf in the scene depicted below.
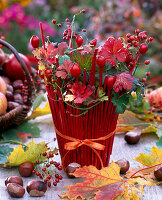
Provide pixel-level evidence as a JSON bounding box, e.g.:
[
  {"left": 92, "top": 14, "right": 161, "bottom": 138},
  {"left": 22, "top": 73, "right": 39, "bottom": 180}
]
[
  {"left": 38, "top": 60, "right": 45, "bottom": 70},
  {"left": 4, "top": 139, "right": 48, "bottom": 167},
  {"left": 135, "top": 146, "right": 162, "bottom": 167},
  {"left": 28, "top": 102, "right": 51, "bottom": 119}
]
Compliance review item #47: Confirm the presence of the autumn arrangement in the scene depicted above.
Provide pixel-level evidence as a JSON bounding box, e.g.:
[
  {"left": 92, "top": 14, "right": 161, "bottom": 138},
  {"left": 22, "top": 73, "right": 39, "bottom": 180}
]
[{"left": 30, "top": 10, "right": 153, "bottom": 169}]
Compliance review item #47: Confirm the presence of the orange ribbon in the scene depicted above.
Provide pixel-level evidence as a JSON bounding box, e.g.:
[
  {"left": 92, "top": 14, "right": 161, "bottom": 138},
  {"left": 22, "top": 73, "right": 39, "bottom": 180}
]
[{"left": 54, "top": 125, "right": 116, "bottom": 171}]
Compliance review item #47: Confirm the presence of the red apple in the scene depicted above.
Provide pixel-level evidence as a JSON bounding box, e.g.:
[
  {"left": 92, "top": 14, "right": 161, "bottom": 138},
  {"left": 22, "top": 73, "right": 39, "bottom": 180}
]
[
  {"left": 0, "top": 92, "right": 7, "bottom": 115},
  {"left": 0, "top": 77, "right": 7, "bottom": 94},
  {"left": 3, "top": 53, "right": 31, "bottom": 80}
]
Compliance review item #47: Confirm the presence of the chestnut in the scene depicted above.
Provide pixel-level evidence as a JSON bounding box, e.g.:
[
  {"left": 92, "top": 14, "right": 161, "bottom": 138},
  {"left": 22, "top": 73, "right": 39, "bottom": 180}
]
[
  {"left": 7, "top": 183, "right": 25, "bottom": 198},
  {"left": 12, "top": 80, "right": 23, "bottom": 90},
  {"left": 6, "top": 91, "right": 14, "bottom": 101},
  {"left": 115, "top": 159, "right": 130, "bottom": 174},
  {"left": 14, "top": 93, "right": 23, "bottom": 103},
  {"left": 6, "top": 84, "right": 13, "bottom": 93},
  {"left": 66, "top": 162, "right": 81, "bottom": 178},
  {"left": 124, "top": 131, "right": 141, "bottom": 144},
  {"left": 18, "top": 162, "right": 34, "bottom": 177},
  {"left": 5, "top": 176, "right": 23, "bottom": 186},
  {"left": 26, "top": 180, "right": 47, "bottom": 197},
  {"left": 154, "top": 164, "right": 162, "bottom": 181}
]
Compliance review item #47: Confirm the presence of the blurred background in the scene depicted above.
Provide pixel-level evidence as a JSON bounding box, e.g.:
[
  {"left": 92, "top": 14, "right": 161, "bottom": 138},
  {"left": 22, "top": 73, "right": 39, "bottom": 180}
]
[{"left": 0, "top": 0, "right": 161, "bottom": 85}]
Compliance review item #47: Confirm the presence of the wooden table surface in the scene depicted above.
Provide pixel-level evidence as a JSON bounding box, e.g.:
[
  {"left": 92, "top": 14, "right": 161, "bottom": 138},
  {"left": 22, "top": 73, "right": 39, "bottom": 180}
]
[{"left": 0, "top": 115, "right": 161, "bottom": 200}]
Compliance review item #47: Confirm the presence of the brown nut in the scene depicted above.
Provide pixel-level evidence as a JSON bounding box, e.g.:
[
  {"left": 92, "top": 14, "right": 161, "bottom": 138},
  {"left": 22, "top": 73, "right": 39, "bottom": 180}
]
[
  {"left": 5, "top": 176, "right": 23, "bottom": 186},
  {"left": 66, "top": 162, "right": 81, "bottom": 178},
  {"left": 124, "top": 131, "right": 141, "bottom": 144},
  {"left": 14, "top": 93, "right": 23, "bottom": 103},
  {"left": 154, "top": 164, "right": 162, "bottom": 181},
  {"left": 26, "top": 180, "right": 47, "bottom": 197},
  {"left": 7, "top": 183, "right": 25, "bottom": 198},
  {"left": 18, "top": 162, "right": 34, "bottom": 177},
  {"left": 7, "top": 101, "right": 20, "bottom": 111},
  {"left": 6, "top": 84, "right": 13, "bottom": 93},
  {"left": 115, "top": 159, "right": 130, "bottom": 174},
  {"left": 14, "top": 89, "right": 22, "bottom": 94},
  {"left": 6, "top": 91, "right": 14, "bottom": 101},
  {"left": 12, "top": 80, "right": 23, "bottom": 90}
]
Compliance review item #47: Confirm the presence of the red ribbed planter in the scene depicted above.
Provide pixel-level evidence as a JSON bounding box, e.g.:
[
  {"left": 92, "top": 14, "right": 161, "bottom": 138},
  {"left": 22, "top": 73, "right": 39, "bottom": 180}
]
[{"left": 46, "top": 84, "right": 118, "bottom": 169}]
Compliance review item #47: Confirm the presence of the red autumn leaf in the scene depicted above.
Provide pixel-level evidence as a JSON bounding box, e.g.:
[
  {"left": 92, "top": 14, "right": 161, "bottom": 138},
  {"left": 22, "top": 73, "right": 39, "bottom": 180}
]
[
  {"left": 55, "top": 60, "right": 72, "bottom": 79},
  {"left": 99, "top": 37, "right": 128, "bottom": 66},
  {"left": 95, "top": 182, "right": 123, "bottom": 200},
  {"left": 71, "top": 83, "right": 93, "bottom": 104},
  {"left": 58, "top": 42, "right": 68, "bottom": 56},
  {"left": 113, "top": 72, "right": 134, "bottom": 92},
  {"left": 16, "top": 131, "right": 34, "bottom": 142},
  {"left": 47, "top": 43, "right": 58, "bottom": 58}
]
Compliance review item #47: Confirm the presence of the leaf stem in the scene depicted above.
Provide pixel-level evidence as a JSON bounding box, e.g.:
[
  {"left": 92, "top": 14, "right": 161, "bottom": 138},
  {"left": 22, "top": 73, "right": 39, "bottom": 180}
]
[
  {"left": 0, "top": 140, "right": 27, "bottom": 147},
  {"left": 129, "top": 163, "right": 162, "bottom": 178}
]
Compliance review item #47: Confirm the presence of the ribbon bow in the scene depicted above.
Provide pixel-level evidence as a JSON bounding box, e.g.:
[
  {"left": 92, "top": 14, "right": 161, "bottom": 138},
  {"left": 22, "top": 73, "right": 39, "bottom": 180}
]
[{"left": 54, "top": 125, "right": 116, "bottom": 170}]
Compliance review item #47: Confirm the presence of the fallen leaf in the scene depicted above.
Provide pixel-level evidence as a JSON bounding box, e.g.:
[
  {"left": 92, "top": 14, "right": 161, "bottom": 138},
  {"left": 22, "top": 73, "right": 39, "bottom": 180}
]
[
  {"left": 1, "top": 120, "right": 41, "bottom": 142},
  {"left": 125, "top": 146, "right": 162, "bottom": 184},
  {"left": 4, "top": 139, "right": 49, "bottom": 167},
  {"left": 28, "top": 102, "right": 51, "bottom": 119},
  {"left": 0, "top": 145, "right": 13, "bottom": 166},
  {"left": 135, "top": 146, "right": 162, "bottom": 167},
  {"left": 61, "top": 162, "right": 154, "bottom": 200},
  {"left": 32, "top": 94, "right": 46, "bottom": 111},
  {"left": 156, "top": 136, "right": 162, "bottom": 149}
]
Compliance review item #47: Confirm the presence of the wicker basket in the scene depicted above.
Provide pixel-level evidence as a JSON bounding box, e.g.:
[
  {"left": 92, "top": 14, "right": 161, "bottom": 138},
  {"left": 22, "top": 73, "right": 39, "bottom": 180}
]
[{"left": 0, "top": 39, "right": 45, "bottom": 131}]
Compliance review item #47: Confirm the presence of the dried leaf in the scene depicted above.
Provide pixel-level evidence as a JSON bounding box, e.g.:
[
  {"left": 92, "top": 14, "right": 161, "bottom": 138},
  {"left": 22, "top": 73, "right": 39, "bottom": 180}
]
[
  {"left": 135, "top": 146, "right": 162, "bottom": 167},
  {"left": 2, "top": 120, "right": 41, "bottom": 142},
  {"left": 0, "top": 145, "right": 13, "bottom": 166},
  {"left": 28, "top": 102, "right": 51, "bottom": 119},
  {"left": 4, "top": 139, "right": 49, "bottom": 167},
  {"left": 61, "top": 162, "right": 154, "bottom": 200}
]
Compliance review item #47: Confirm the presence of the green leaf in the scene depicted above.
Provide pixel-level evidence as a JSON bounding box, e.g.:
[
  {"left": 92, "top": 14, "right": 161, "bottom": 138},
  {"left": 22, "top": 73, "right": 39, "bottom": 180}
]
[
  {"left": 98, "top": 88, "right": 108, "bottom": 101},
  {"left": 32, "top": 94, "right": 46, "bottom": 111},
  {"left": 70, "top": 51, "right": 93, "bottom": 70},
  {"left": 0, "top": 145, "right": 13, "bottom": 165},
  {"left": 59, "top": 55, "right": 70, "bottom": 66},
  {"left": 2, "top": 120, "right": 41, "bottom": 142},
  {"left": 112, "top": 91, "right": 129, "bottom": 114},
  {"left": 156, "top": 137, "right": 162, "bottom": 149}
]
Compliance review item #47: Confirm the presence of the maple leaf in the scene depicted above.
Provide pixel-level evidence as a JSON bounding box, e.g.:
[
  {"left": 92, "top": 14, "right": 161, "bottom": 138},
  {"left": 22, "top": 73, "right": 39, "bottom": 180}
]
[
  {"left": 55, "top": 60, "right": 72, "bottom": 79},
  {"left": 70, "top": 50, "right": 93, "bottom": 70},
  {"left": 4, "top": 139, "right": 49, "bottom": 167},
  {"left": 28, "top": 102, "right": 51, "bottom": 119},
  {"left": 1, "top": 120, "right": 41, "bottom": 142},
  {"left": 98, "top": 37, "right": 128, "bottom": 66},
  {"left": 61, "top": 162, "right": 123, "bottom": 200},
  {"left": 135, "top": 146, "right": 162, "bottom": 167},
  {"left": 125, "top": 146, "right": 162, "bottom": 184},
  {"left": 58, "top": 42, "right": 68, "bottom": 56},
  {"left": 70, "top": 83, "right": 93, "bottom": 104},
  {"left": 113, "top": 73, "right": 134, "bottom": 92},
  {"left": 61, "top": 162, "right": 155, "bottom": 200}
]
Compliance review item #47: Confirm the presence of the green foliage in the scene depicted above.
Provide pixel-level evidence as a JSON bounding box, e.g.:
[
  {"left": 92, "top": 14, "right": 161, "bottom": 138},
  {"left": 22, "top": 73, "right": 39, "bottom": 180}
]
[
  {"left": 1, "top": 120, "right": 41, "bottom": 142},
  {"left": 156, "top": 137, "right": 162, "bottom": 149},
  {"left": 98, "top": 88, "right": 108, "bottom": 101},
  {"left": 0, "top": 146, "right": 13, "bottom": 165},
  {"left": 33, "top": 94, "right": 46, "bottom": 111},
  {"left": 59, "top": 55, "right": 70, "bottom": 66},
  {"left": 70, "top": 51, "right": 93, "bottom": 70},
  {"left": 111, "top": 91, "right": 129, "bottom": 114}
]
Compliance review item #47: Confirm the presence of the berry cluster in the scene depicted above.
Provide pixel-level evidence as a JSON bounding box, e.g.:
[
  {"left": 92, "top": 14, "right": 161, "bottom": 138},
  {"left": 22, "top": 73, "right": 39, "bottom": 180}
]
[
  {"left": 32, "top": 151, "right": 63, "bottom": 187},
  {"left": 126, "top": 30, "right": 153, "bottom": 75}
]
